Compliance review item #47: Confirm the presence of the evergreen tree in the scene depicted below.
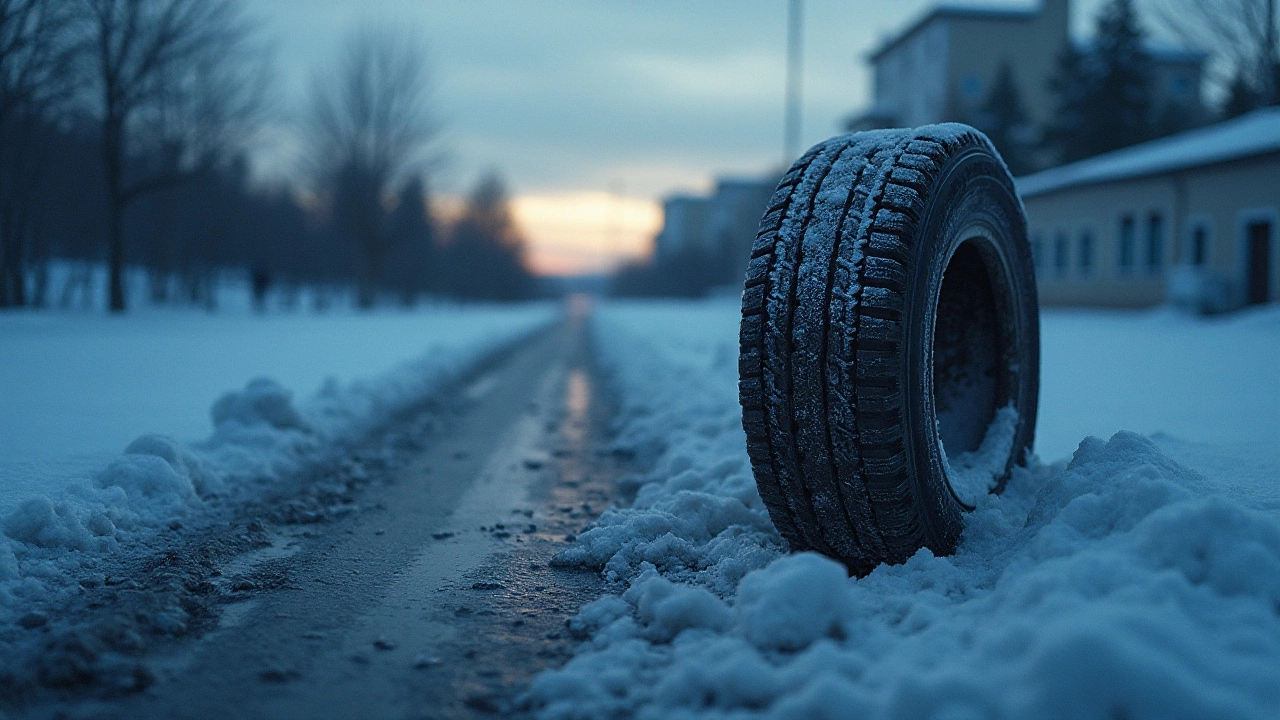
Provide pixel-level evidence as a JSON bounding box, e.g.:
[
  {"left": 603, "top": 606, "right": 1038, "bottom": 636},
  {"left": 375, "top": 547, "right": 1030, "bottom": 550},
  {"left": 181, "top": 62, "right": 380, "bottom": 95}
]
[
  {"left": 1044, "top": 0, "right": 1156, "bottom": 163},
  {"left": 976, "top": 62, "right": 1035, "bottom": 175},
  {"left": 1088, "top": 0, "right": 1155, "bottom": 153},
  {"left": 1044, "top": 43, "right": 1092, "bottom": 163},
  {"left": 443, "top": 172, "right": 536, "bottom": 301},
  {"left": 385, "top": 175, "right": 436, "bottom": 302},
  {"left": 1223, "top": 68, "right": 1265, "bottom": 118}
]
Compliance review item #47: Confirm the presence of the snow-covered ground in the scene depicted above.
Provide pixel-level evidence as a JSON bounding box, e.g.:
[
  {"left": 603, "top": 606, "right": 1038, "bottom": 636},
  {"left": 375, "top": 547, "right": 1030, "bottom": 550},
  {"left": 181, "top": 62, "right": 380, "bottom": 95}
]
[
  {"left": 529, "top": 299, "right": 1280, "bottom": 719},
  {"left": 0, "top": 302, "right": 555, "bottom": 612},
  {"left": 1038, "top": 307, "right": 1279, "bottom": 456},
  {"left": 1039, "top": 307, "right": 1280, "bottom": 513}
]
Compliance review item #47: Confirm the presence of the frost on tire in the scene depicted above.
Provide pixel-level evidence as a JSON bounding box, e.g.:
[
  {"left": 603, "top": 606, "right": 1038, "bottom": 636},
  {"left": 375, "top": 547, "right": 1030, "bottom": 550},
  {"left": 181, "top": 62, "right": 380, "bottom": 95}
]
[{"left": 739, "top": 123, "right": 1040, "bottom": 575}]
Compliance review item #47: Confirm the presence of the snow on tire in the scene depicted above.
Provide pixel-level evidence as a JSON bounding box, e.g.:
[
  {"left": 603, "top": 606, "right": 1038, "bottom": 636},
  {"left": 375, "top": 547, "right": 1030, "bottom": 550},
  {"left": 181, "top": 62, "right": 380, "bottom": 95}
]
[{"left": 739, "top": 124, "right": 1040, "bottom": 574}]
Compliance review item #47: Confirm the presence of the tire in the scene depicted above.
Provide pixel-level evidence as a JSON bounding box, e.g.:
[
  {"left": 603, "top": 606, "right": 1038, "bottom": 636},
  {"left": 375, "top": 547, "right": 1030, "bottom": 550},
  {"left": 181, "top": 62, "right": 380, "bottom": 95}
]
[{"left": 738, "top": 124, "right": 1039, "bottom": 575}]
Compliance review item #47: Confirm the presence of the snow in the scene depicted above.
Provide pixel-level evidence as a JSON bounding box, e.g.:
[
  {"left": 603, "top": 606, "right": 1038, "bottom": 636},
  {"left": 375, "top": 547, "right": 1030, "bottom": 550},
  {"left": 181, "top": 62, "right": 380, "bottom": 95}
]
[
  {"left": 527, "top": 298, "right": 1280, "bottom": 720},
  {"left": 0, "top": 304, "right": 552, "bottom": 510},
  {"left": 940, "top": 404, "right": 1019, "bottom": 506},
  {"left": 1017, "top": 108, "right": 1280, "bottom": 197},
  {"left": 1038, "top": 306, "right": 1280, "bottom": 492},
  {"left": 0, "top": 302, "right": 555, "bottom": 610}
]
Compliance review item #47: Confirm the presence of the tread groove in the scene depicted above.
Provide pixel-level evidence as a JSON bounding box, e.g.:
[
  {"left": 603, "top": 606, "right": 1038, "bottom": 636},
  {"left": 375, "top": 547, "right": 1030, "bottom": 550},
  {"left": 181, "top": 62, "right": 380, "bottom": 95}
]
[
  {"left": 767, "top": 141, "right": 844, "bottom": 555},
  {"left": 739, "top": 143, "right": 826, "bottom": 549}
]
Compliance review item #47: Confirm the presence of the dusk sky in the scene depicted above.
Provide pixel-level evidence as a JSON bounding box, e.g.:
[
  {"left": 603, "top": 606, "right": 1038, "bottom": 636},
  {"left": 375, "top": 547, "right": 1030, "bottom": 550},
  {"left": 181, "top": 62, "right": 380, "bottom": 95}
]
[{"left": 250, "top": 0, "right": 1126, "bottom": 275}]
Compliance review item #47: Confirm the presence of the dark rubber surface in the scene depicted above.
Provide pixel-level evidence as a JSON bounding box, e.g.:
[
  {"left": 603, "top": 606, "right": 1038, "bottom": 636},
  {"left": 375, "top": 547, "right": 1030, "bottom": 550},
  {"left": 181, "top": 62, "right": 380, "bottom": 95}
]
[{"left": 739, "top": 124, "right": 1039, "bottom": 574}]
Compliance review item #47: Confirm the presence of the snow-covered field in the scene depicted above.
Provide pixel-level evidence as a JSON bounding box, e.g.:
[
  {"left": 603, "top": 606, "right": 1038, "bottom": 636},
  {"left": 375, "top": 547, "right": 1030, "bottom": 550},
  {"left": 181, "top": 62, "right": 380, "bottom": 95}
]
[
  {"left": 0, "top": 302, "right": 555, "bottom": 612},
  {"left": 530, "top": 299, "right": 1280, "bottom": 719}
]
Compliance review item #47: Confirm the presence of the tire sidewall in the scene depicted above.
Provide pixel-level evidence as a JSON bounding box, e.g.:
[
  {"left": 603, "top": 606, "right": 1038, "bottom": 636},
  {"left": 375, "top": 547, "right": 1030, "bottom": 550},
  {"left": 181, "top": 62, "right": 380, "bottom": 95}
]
[{"left": 901, "top": 145, "right": 1040, "bottom": 551}]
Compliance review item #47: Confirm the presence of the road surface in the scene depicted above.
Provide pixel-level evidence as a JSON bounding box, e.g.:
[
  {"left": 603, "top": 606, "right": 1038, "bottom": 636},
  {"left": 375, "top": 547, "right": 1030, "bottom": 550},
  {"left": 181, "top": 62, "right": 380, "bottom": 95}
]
[{"left": 18, "top": 309, "right": 624, "bottom": 719}]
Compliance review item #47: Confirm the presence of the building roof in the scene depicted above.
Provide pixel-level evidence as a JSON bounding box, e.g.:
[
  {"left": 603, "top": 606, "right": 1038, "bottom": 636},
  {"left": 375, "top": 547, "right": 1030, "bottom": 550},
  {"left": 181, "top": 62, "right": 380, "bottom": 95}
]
[
  {"left": 1017, "top": 108, "right": 1280, "bottom": 197},
  {"left": 869, "top": 2, "right": 1037, "bottom": 62}
]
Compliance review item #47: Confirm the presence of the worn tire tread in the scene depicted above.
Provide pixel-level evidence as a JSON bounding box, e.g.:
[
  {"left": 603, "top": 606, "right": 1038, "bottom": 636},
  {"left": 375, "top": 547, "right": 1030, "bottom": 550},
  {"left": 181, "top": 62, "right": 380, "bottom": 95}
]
[{"left": 740, "top": 125, "right": 1023, "bottom": 571}]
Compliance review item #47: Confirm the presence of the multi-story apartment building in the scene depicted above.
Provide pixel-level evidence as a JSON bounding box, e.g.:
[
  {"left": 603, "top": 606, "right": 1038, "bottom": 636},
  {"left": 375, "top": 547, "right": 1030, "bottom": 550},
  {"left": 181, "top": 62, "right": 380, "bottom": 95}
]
[{"left": 848, "top": 0, "right": 1206, "bottom": 143}]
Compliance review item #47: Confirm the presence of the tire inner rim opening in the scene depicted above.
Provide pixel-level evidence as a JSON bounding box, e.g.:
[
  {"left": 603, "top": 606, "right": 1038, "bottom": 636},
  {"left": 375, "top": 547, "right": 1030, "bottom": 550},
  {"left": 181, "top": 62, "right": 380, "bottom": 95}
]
[{"left": 931, "top": 238, "right": 1017, "bottom": 506}]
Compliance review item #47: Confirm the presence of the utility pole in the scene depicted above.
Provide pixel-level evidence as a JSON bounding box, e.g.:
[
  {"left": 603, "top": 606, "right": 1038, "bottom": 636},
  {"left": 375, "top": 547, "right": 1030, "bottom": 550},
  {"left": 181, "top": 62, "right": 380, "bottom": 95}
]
[
  {"left": 1268, "top": 0, "right": 1277, "bottom": 104},
  {"left": 784, "top": 0, "right": 803, "bottom": 164}
]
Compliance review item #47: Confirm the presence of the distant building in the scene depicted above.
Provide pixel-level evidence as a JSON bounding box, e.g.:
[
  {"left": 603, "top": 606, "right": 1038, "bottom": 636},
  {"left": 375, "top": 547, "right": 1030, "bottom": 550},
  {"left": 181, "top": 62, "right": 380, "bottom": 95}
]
[
  {"left": 654, "top": 195, "right": 711, "bottom": 259},
  {"left": 653, "top": 175, "right": 778, "bottom": 286},
  {"left": 848, "top": 0, "right": 1206, "bottom": 139},
  {"left": 1147, "top": 45, "right": 1208, "bottom": 117},
  {"left": 705, "top": 178, "right": 778, "bottom": 272},
  {"left": 1019, "top": 108, "right": 1280, "bottom": 311}
]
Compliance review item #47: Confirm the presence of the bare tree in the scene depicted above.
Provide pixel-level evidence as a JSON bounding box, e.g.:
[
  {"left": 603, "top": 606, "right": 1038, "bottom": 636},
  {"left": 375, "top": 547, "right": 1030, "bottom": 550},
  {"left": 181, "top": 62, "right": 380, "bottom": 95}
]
[
  {"left": 1155, "top": 0, "right": 1278, "bottom": 111},
  {"left": 0, "top": 0, "right": 76, "bottom": 308},
  {"left": 81, "top": 0, "right": 262, "bottom": 312},
  {"left": 139, "top": 32, "right": 269, "bottom": 304},
  {"left": 306, "top": 27, "right": 439, "bottom": 309}
]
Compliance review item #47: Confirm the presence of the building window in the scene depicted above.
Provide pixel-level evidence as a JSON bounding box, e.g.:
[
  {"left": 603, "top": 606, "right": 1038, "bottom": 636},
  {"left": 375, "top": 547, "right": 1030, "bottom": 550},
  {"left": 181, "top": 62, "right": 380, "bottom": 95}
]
[
  {"left": 1031, "top": 233, "right": 1043, "bottom": 271},
  {"left": 1146, "top": 212, "right": 1164, "bottom": 272},
  {"left": 1079, "top": 230, "right": 1094, "bottom": 275},
  {"left": 1191, "top": 224, "right": 1209, "bottom": 266},
  {"left": 1118, "top": 215, "right": 1135, "bottom": 271},
  {"left": 1054, "top": 232, "right": 1069, "bottom": 276}
]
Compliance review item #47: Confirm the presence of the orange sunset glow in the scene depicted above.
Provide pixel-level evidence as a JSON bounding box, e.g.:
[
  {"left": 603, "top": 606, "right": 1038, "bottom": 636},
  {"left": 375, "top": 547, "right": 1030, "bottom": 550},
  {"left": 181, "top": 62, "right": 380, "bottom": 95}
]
[{"left": 510, "top": 193, "right": 663, "bottom": 277}]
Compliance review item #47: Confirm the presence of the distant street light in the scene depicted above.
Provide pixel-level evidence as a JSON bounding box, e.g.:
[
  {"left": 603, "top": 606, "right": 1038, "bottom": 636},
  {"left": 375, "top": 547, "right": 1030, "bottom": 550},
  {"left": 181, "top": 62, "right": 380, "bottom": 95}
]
[{"left": 785, "top": 0, "right": 804, "bottom": 164}]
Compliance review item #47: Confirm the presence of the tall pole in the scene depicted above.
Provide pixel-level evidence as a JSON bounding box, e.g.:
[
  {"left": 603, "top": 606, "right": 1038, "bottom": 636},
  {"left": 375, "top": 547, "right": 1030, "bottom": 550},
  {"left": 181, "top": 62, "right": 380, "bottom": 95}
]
[
  {"left": 1268, "top": 0, "right": 1277, "bottom": 104},
  {"left": 784, "top": 0, "right": 803, "bottom": 164}
]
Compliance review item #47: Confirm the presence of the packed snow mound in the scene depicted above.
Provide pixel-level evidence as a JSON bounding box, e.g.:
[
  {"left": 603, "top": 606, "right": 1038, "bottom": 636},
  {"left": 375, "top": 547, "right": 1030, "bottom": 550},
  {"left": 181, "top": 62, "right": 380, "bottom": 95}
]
[
  {"left": 3, "top": 433, "right": 222, "bottom": 558},
  {"left": 941, "top": 403, "right": 1019, "bottom": 505},
  {"left": 211, "top": 378, "right": 312, "bottom": 432},
  {"left": 0, "top": 304, "right": 554, "bottom": 613},
  {"left": 529, "top": 300, "right": 1280, "bottom": 720},
  {"left": 550, "top": 302, "right": 782, "bottom": 597},
  {"left": 124, "top": 434, "right": 216, "bottom": 495}
]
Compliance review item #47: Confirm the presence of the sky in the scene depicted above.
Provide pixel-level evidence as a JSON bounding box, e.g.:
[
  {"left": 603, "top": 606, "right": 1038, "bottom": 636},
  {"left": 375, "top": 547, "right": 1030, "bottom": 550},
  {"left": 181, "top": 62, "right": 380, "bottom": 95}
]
[{"left": 248, "top": 0, "right": 1128, "bottom": 276}]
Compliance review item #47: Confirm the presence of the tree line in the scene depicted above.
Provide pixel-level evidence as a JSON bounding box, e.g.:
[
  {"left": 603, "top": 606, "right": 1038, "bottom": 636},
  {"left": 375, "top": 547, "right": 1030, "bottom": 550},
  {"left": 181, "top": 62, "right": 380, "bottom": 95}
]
[
  {"left": 977, "top": 0, "right": 1280, "bottom": 176},
  {"left": 0, "top": 0, "right": 536, "bottom": 313}
]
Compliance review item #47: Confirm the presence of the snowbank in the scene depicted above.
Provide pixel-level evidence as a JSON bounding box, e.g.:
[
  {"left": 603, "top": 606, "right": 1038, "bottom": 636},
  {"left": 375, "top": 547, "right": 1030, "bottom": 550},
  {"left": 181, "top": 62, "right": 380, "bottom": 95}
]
[
  {"left": 528, "top": 299, "right": 1280, "bottom": 720},
  {"left": 0, "top": 303, "right": 555, "bottom": 613}
]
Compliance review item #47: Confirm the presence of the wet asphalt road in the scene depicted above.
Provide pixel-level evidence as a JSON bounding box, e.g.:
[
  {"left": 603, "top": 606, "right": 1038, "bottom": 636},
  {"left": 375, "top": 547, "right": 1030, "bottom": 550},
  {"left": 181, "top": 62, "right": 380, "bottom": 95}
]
[{"left": 21, "top": 308, "right": 625, "bottom": 719}]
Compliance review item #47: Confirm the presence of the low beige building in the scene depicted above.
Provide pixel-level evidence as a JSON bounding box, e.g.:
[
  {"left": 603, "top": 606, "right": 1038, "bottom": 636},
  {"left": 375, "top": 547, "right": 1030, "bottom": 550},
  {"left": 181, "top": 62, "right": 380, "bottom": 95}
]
[{"left": 1018, "top": 108, "right": 1280, "bottom": 310}]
